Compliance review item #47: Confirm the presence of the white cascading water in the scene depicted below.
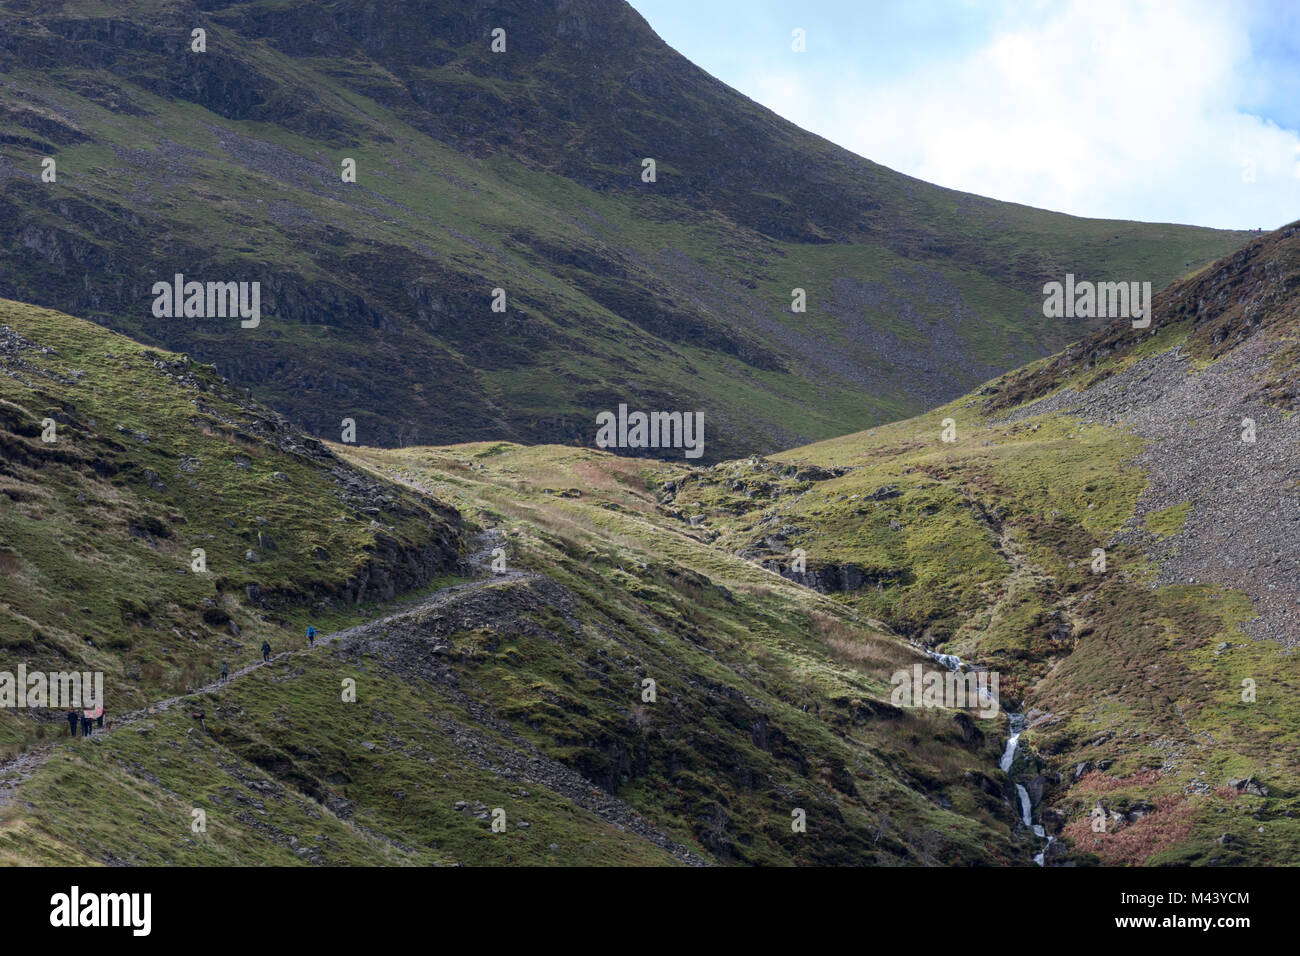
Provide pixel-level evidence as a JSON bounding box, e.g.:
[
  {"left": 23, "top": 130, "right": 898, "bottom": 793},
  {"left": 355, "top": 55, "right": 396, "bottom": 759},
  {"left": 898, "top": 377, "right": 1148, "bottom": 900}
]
[
  {"left": 927, "top": 650, "right": 1050, "bottom": 865},
  {"left": 1034, "top": 836, "right": 1056, "bottom": 867},
  {"left": 1000, "top": 712, "right": 1023, "bottom": 773},
  {"left": 932, "top": 652, "right": 963, "bottom": 671},
  {"left": 1017, "top": 784, "right": 1034, "bottom": 826}
]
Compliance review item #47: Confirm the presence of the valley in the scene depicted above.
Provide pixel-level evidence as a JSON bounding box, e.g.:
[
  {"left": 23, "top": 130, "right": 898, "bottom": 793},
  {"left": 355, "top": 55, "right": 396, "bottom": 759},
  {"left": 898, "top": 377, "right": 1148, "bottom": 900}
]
[
  {"left": 0, "top": 0, "right": 1294, "bottom": 876},
  {"left": 1, "top": 216, "right": 1296, "bottom": 865}
]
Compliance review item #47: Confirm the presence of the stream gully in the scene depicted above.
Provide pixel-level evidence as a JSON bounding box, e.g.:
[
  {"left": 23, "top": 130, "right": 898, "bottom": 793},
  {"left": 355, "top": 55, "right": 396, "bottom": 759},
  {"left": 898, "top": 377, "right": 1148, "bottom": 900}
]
[{"left": 927, "top": 650, "right": 1053, "bottom": 865}]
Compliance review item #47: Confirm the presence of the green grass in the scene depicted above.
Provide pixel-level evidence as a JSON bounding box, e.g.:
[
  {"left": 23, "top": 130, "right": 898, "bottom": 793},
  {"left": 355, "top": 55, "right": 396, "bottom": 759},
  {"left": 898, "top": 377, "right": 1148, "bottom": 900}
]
[
  {"left": 339, "top": 441, "right": 1034, "bottom": 865},
  {"left": 1144, "top": 503, "right": 1193, "bottom": 539},
  {"left": 0, "top": 298, "right": 460, "bottom": 753},
  {"left": 0, "top": 649, "right": 679, "bottom": 866},
  {"left": 657, "top": 337, "right": 1297, "bottom": 863},
  {"left": 0, "top": 303, "right": 1039, "bottom": 864},
  {"left": 0, "top": 432, "right": 1037, "bottom": 865}
]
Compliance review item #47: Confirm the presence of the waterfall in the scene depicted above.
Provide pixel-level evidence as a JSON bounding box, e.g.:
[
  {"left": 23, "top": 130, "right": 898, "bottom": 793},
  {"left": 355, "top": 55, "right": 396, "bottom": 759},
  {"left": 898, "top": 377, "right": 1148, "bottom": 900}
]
[{"left": 926, "top": 649, "right": 1050, "bottom": 865}]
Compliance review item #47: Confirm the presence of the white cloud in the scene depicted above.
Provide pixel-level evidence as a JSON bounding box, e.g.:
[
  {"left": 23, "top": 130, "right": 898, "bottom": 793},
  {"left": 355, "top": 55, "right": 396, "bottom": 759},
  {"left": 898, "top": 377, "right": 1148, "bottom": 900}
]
[{"left": 744, "top": 0, "right": 1300, "bottom": 229}]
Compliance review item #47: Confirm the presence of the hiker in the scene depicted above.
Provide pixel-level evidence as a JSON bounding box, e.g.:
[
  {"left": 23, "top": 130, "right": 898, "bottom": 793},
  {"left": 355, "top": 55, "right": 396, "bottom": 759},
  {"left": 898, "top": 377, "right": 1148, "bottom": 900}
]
[
  {"left": 96, "top": 706, "right": 104, "bottom": 729},
  {"left": 80, "top": 711, "right": 94, "bottom": 736},
  {"left": 307, "top": 625, "right": 317, "bottom": 647},
  {"left": 220, "top": 660, "right": 229, "bottom": 682},
  {"left": 66, "top": 707, "right": 78, "bottom": 737},
  {"left": 261, "top": 640, "right": 271, "bottom": 662},
  {"left": 191, "top": 709, "right": 206, "bottom": 734}
]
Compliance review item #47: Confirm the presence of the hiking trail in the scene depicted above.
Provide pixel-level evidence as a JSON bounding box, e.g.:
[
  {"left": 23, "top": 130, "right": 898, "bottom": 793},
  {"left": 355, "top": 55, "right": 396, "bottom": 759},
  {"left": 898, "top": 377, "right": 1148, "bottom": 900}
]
[{"left": 0, "top": 530, "right": 525, "bottom": 806}]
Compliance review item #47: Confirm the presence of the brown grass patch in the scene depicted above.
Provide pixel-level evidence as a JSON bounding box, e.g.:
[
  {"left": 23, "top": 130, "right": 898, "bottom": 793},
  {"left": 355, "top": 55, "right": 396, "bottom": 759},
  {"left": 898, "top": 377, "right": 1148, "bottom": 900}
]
[{"left": 1061, "top": 793, "right": 1198, "bottom": 865}]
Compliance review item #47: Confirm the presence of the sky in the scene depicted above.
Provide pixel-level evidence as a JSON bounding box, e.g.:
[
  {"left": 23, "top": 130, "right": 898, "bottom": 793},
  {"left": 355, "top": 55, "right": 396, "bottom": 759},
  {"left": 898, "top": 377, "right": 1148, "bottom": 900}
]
[{"left": 626, "top": 0, "right": 1300, "bottom": 230}]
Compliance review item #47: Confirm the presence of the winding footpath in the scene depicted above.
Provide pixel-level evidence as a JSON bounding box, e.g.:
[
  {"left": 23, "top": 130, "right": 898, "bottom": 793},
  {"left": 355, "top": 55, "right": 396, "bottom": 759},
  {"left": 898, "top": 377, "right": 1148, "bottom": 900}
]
[
  {"left": 0, "top": 531, "right": 709, "bottom": 865},
  {"left": 0, "top": 531, "right": 527, "bottom": 807}
]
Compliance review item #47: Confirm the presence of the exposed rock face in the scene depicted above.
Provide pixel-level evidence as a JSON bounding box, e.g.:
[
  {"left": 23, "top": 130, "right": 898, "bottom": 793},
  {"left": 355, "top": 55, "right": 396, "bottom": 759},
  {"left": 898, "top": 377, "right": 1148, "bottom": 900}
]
[
  {"left": 756, "top": 558, "right": 912, "bottom": 595},
  {"left": 1229, "top": 776, "right": 1269, "bottom": 797},
  {"left": 239, "top": 531, "right": 462, "bottom": 612},
  {"left": 986, "top": 224, "right": 1300, "bottom": 416}
]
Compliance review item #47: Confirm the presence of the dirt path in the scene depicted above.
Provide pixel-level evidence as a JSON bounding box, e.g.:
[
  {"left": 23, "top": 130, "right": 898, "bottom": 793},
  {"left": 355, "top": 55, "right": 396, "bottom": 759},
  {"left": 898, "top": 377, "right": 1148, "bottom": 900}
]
[
  {"left": 0, "top": 530, "right": 525, "bottom": 806},
  {"left": 0, "top": 532, "right": 709, "bottom": 865}
]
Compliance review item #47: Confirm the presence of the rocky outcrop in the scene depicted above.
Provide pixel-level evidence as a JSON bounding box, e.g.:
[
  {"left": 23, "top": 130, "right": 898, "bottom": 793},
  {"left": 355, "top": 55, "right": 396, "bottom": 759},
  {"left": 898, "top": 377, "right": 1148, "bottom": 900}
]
[{"left": 757, "top": 558, "right": 912, "bottom": 594}]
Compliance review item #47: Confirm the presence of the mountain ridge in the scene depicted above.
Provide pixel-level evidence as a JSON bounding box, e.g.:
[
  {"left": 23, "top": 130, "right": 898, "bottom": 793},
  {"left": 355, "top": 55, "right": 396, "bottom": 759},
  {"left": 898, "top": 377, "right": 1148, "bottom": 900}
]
[
  {"left": 1, "top": 1, "right": 1295, "bottom": 869},
  {"left": 0, "top": 0, "right": 1251, "bottom": 460}
]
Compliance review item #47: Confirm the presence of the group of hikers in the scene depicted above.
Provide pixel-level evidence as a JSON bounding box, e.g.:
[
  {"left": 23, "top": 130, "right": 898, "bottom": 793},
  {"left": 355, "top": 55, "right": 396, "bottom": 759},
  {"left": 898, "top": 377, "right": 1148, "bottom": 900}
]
[
  {"left": 65, "top": 626, "right": 322, "bottom": 739},
  {"left": 65, "top": 706, "right": 104, "bottom": 737},
  {"left": 229, "top": 626, "right": 318, "bottom": 677}
]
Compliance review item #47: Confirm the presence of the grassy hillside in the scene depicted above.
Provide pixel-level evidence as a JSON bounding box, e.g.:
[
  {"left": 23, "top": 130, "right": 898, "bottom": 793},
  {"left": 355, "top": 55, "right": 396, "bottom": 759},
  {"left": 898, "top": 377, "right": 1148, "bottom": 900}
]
[
  {"left": 0, "top": 0, "right": 1250, "bottom": 460},
  {"left": 1, "top": 432, "right": 1035, "bottom": 865},
  {"left": 0, "top": 296, "right": 462, "bottom": 755},
  {"left": 0, "top": 296, "right": 1037, "bottom": 866},
  {"left": 4, "top": 211, "right": 1296, "bottom": 865},
  {"left": 333, "top": 441, "right": 1032, "bottom": 864},
  {"left": 665, "top": 222, "right": 1300, "bottom": 865}
]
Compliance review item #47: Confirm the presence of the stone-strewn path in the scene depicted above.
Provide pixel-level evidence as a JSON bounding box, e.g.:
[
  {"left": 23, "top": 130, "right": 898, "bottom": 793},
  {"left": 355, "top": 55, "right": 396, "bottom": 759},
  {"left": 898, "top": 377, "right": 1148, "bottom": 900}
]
[
  {"left": 0, "top": 530, "right": 709, "bottom": 865},
  {"left": 0, "top": 531, "right": 525, "bottom": 804}
]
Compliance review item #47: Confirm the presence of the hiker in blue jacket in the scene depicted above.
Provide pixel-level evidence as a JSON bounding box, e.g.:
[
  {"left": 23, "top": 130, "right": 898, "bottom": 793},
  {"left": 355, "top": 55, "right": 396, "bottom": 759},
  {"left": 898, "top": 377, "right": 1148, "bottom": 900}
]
[{"left": 307, "top": 625, "right": 317, "bottom": 647}]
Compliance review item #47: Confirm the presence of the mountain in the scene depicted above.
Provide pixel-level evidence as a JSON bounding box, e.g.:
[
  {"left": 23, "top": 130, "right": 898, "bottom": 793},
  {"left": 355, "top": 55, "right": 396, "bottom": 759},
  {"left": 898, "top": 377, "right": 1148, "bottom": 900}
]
[
  {"left": 2, "top": 215, "right": 1296, "bottom": 865},
  {"left": 0, "top": 0, "right": 1250, "bottom": 460},
  {"left": 0, "top": 296, "right": 1030, "bottom": 866},
  {"left": 2, "top": 0, "right": 1294, "bottom": 871},
  {"left": 666, "top": 221, "right": 1300, "bottom": 864},
  {"left": 0, "top": 295, "right": 462, "bottom": 752}
]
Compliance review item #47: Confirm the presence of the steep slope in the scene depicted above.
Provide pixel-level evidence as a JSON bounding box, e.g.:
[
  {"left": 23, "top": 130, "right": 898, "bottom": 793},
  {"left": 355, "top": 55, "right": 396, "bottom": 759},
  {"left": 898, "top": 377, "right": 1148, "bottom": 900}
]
[
  {"left": 667, "top": 221, "right": 1300, "bottom": 865},
  {"left": 0, "top": 297, "right": 1031, "bottom": 867},
  {"left": 0, "top": 0, "right": 1249, "bottom": 459},
  {"left": 0, "top": 296, "right": 462, "bottom": 754}
]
